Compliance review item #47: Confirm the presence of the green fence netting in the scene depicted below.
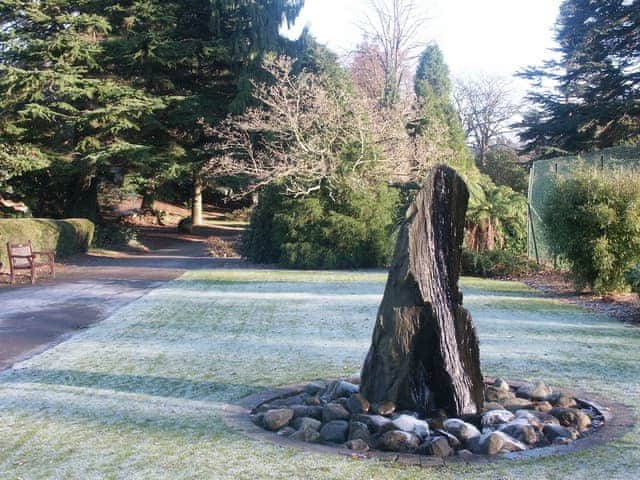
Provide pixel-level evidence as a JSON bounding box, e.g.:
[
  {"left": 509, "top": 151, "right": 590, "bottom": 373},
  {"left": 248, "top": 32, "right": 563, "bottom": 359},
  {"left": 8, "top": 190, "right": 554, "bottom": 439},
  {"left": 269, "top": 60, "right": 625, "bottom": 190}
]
[{"left": 528, "top": 145, "right": 640, "bottom": 263}]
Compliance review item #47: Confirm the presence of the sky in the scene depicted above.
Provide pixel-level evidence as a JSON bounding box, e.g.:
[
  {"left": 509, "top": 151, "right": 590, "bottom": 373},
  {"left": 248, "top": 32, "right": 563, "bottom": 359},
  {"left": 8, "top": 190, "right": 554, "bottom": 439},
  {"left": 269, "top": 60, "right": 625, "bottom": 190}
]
[{"left": 284, "top": 0, "right": 563, "bottom": 99}]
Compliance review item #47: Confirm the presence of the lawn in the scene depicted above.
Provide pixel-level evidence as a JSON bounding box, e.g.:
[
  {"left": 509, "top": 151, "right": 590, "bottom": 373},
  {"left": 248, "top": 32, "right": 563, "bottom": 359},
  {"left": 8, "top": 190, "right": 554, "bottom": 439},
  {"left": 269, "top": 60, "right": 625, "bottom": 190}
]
[{"left": 0, "top": 270, "right": 637, "bottom": 479}]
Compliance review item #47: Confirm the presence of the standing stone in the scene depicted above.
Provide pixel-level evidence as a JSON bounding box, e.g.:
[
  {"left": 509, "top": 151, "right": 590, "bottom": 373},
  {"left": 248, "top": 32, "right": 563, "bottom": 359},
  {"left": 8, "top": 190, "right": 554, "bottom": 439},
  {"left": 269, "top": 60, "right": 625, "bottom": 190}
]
[{"left": 360, "top": 166, "right": 484, "bottom": 417}]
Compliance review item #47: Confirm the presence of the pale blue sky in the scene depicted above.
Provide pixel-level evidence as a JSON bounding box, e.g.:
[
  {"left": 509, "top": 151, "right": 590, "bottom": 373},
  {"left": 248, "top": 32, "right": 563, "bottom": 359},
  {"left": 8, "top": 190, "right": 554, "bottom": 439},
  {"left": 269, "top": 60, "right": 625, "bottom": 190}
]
[{"left": 284, "top": 0, "right": 562, "bottom": 97}]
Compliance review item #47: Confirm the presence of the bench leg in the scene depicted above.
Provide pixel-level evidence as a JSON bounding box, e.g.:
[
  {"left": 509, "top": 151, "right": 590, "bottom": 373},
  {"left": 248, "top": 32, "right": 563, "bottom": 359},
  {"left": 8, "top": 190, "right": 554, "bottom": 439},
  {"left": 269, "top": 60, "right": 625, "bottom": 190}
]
[
  {"left": 31, "top": 263, "right": 36, "bottom": 285},
  {"left": 51, "top": 261, "right": 55, "bottom": 279}
]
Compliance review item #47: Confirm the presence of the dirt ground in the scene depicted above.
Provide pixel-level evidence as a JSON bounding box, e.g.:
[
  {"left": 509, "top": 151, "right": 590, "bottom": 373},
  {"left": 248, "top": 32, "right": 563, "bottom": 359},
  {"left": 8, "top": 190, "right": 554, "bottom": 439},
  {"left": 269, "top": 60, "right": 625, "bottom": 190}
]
[{"left": 518, "top": 270, "right": 640, "bottom": 325}]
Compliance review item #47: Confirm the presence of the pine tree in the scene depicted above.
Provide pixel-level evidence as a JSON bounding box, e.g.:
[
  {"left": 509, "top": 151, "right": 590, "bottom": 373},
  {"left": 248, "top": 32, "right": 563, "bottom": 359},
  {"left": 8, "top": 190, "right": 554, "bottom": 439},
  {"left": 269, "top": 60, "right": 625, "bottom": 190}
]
[
  {"left": 518, "top": 0, "right": 640, "bottom": 155},
  {"left": 412, "top": 43, "right": 473, "bottom": 172},
  {"left": 0, "top": 0, "right": 305, "bottom": 219}
]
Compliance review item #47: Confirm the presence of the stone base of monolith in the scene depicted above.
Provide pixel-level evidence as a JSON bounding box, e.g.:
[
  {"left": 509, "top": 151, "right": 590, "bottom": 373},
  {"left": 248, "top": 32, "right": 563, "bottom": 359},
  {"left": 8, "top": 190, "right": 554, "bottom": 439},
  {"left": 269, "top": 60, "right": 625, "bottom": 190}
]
[{"left": 360, "top": 165, "right": 484, "bottom": 417}]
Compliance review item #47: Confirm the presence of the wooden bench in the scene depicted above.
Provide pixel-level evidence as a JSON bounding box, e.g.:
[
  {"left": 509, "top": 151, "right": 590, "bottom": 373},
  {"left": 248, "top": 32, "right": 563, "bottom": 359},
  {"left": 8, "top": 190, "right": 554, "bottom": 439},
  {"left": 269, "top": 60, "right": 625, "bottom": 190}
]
[{"left": 7, "top": 241, "right": 55, "bottom": 285}]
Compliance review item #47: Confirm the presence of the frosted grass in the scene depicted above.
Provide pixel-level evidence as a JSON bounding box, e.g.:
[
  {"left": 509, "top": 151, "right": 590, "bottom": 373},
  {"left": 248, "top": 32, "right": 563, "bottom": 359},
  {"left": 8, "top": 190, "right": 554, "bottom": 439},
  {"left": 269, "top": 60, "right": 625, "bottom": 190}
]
[{"left": 0, "top": 269, "right": 638, "bottom": 479}]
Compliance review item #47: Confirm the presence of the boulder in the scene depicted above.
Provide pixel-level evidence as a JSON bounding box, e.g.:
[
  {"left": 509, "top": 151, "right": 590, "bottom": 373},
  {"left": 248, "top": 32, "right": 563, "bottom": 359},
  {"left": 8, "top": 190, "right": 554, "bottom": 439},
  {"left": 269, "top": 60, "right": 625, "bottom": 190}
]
[
  {"left": 391, "top": 414, "right": 430, "bottom": 439},
  {"left": 305, "top": 395, "right": 322, "bottom": 406},
  {"left": 434, "top": 429, "right": 462, "bottom": 448},
  {"left": 543, "top": 424, "right": 573, "bottom": 442},
  {"left": 291, "top": 428, "right": 321, "bottom": 443},
  {"left": 418, "top": 436, "right": 453, "bottom": 457},
  {"left": 516, "top": 381, "right": 552, "bottom": 401},
  {"left": 319, "top": 420, "right": 349, "bottom": 443},
  {"left": 277, "top": 426, "right": 296, "bottom": 437},
  {"left": 443, "top": 419, "right": 481, "bottom": 442},
  {"left": 352, "top": 414, "right": 393, "bottom": 434},
  {"left": 377, "top": 430, "right": 421, "bottom": 453},
  {"left": 346, "top": 394, "right": 370, "bottom": 415},
  {"left": 304, "top": 381, "right": 326, "bottom": 395},
  {"left": 469, "top": 431, "right": 527, "bottom": 455},
  {"left": 554, "top": 394, "right": 578, "bottom": 408},
  {"left": 322, "top": 403, "right": 350, "bottom": 423},
  {"left": 498, "top": 421, "right": 538, "bottom": 445},
  {"left": 346, "top": 439, "right": 370, "bottom": 451},
  {"left": 331, "top": 381, "right": 359, "bottom": 399},
  {"left": 348, "top": 373, "right": 361, "bottom": 385},
  {"left": 503, "top": 397, "right": 535, "bottom": 412},
  {"left": 371, "top": 401, "right": 396, "bottom": 417},
  {"left": 493, "top": 378, "right": 510, "bottom": 392},
  {"left": 550, "top": 407, "right": 591, "bottom": 431},
  {"left": 292, "top": 405, "right": 323, "bottom": 420},
  {"left": 291, "top": 417, "right": 322, "bottom": 432},
  {"left": 481, "top": 409, "right": 515, "bottom": 427},
  {"left": 263, "top": 409, "right": 294, "bottom": 431},
  {"left": 348, "top": 421, "right": 372, "bottom": 443},
  {"left": 482, "top": 402, "right": 505, "bottom": 412},
  {"left": 485, "top": 387, "right": 516, "bottom": 403}
]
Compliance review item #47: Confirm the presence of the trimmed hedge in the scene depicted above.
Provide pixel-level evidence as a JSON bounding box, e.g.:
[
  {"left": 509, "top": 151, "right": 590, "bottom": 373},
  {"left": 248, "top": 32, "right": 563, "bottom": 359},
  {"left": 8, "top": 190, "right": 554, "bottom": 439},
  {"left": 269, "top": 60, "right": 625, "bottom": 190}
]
[{"left": 0, "top": 218, "right": 94, "bottom": 269}]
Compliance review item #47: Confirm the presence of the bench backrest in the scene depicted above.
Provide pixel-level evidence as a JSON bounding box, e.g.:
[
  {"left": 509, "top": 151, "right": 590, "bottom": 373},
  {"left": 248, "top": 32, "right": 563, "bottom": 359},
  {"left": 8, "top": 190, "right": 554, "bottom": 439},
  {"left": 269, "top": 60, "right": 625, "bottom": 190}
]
[{"left": 7, "top": 241, "right": 33, "bottom": 268}]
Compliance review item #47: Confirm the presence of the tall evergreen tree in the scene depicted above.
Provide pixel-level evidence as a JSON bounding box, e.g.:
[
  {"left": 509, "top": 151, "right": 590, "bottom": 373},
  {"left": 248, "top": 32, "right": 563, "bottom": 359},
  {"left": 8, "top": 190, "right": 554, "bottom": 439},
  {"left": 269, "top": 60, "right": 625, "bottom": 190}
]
[
  {"left": 412, "top": 43, "right": 473, "bottom": 172},
  {"left": 518, "top": 0, "right": 640, "bottom": 155},
  {"left": 0, "top": 0, "right": 305, "bottom": 220}
]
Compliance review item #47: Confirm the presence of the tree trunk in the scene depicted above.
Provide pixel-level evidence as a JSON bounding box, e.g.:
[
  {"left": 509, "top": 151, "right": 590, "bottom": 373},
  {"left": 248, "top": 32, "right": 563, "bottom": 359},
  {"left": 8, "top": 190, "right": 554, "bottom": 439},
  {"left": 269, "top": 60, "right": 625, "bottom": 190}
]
[
  {"left": 360, "top": 165, "right": 484, "bottom": 417},
  {"left": 141, "top": 189, "right": 155, "bottom": 211},
  {"left": 191, "top": 172, "right": 203, "bottom": 227}
]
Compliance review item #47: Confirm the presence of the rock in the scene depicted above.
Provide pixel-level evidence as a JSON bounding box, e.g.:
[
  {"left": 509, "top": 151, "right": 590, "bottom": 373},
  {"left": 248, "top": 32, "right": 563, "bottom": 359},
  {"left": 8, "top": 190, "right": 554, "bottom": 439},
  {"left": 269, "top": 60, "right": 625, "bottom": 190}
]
[
  {"left": 359, "top": 167, "right": 484, "bottom": 419},
  {"left": 335, "top": 397, "right": 349, "bottom": 409},
  {"left": 554, "top": 394, "right": 578, "bottom": 408},
  {"left": 469, "top": 431, "right": 526, "bottom": 455},
  {"left": 348, "top": 421, "right": 372, "bottom": 443},
  {"left": 552, "top": 437, "right": 574, "bottom": 446},
  {"left": 250, "top": 413, "right": 264, "bottom": 427},
  {"left": 291, "top": 429, "right": 321, "bottom": 443},
  {"left": 346, "top": 394, "right": 370, "bottom": 415},
  {"left": 277, "top": 426, "right": 296, "bottom": 436},
  {"left": 543, "top": 424, "right": 573, "bottom": 441},
  {"left": 377, "top": 430, "right": 420, "bottom": 453},
  {"left": 270, "top": 393, "right": 308, "bottom": 408},
  {"left": 534, "top": 401, "right": 553, "bottom": 413},
  {"left": 292, "top": 417, "right": 322, "bottom": 432},
  {"left": 305, "top": 395, "right": 322, "bottom": 406},
  {"left": 263, "top": 409, "right": 294, "bottom": 431},
  {"left": 348, "top": 373, "right": 361, "bottom": 385},
  {"left": 481, "top": 409, "right": 515, "bottom": 427},
  {"left": 352, "top": 414, "right": 393, "bottom": 434},
  {"left": 482, "top": 402, "right": 505, "bottom": 412},
  {"left": 443, "top": 419, "right": 481, "bottom": 442},
  {"left": 493, "top": 378, "right": 510, "bottom": 392},
  {"left": 485, "top": 386, "right": 516, "bottom": 403},
  {"left": 498, "top": 421, "right": 538, "bottom": 445},
  {"left": 515, "top": 409, "right": 560, "bottom": 427},
  {"left": 516, "top": 381, "right": 552, "bottom": 401},
  {"left": 319, "top": 420, "right": 349, "bottom": 443},
  {"left": 550, "top": 407, "right": 591, "bottom": 431},
  {"left": 304, "top": 381, "right": 326, "bottom": 395},
  {"left": 323, "top": 403, "right": 350, "bottom": 423},
  {"left": 332, "top": 381, "right": 359, "bottom": 399},
  {"left": 391, "top": 414, "right": 430, "bottom": 439},
  {"left": 418, "top": 436, "right": 453, "bottom": 457},
  {"left": 346, "top": 439, "right": 369, "bottom": 451},
  {"left": 434, "top": 429, "right": 461, "bottom": 448},
  {"left": 372, "top": 401, "right": 396, "bottom": 417},
  {"left": 292, "top": 405, "right": 323, "bottom": 420},
  {"left": 503, "top": 397, "right": 535, "bottom": 411}
]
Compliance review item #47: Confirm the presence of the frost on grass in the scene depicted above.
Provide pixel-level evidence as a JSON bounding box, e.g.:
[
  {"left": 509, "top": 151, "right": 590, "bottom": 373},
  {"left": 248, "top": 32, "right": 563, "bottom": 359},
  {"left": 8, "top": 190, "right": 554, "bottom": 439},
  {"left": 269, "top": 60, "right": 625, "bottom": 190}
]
[{"left": 0, "top": 270, "right": 638, "bottom": 479}]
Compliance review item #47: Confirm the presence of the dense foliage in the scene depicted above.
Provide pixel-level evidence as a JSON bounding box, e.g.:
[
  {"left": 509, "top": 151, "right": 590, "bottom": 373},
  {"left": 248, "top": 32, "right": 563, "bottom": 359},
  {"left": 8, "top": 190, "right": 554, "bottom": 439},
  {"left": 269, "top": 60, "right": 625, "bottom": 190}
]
[
  {"left": 542, "top": 168, "right": 640, "bottom": 293},
  {"left": 519, "top": 0, "right": 640, "bottom": 154},
  {"left": 242, "top": 181, "right": 399, "bottom": 269},
  {"left": 461, "top": 249, "right": 539, "bottom": 278},
  {"left": 478, "top": 147, "right": 529, "bottom": 194},
  {"left": 0, "top": 0, "right": 306, "bottom": 219},
  {"left": 0, "top": 218, "right": 94, "bottom": 266}
]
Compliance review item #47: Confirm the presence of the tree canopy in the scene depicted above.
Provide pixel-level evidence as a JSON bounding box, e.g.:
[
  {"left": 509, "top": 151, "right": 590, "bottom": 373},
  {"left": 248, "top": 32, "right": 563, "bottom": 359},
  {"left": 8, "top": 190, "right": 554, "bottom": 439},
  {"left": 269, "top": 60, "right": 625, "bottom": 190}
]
[{"left": 518, "top": 0, "right": 640, "bottom": 155}]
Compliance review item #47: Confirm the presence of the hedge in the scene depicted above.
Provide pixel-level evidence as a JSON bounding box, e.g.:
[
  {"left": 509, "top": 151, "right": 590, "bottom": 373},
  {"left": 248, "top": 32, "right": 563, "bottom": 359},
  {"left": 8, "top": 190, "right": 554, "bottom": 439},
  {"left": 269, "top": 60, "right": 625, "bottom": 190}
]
[{"left": 0, "top": 218, "right": 94, "bottom": 269}]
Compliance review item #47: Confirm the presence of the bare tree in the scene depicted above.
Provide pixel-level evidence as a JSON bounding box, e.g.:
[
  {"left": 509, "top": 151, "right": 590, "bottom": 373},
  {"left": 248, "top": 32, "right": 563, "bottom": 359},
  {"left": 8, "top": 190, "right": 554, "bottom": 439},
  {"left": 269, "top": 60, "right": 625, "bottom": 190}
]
[
  {"left": 358, "top": 0, "right": 429, "bottom": 107},
  {"left": 453, "top": 75, "right": 519, "bottom": 166},
  {"left": 204, "top": 57, "right": 391, "bottom": 197}
]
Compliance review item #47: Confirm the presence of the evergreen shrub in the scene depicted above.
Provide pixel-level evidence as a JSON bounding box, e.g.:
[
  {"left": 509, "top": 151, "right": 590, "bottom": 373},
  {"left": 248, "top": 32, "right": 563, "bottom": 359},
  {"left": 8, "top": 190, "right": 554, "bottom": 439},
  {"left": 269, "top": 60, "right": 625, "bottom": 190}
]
[
  {"left": 243, "top": 182, "right": 400, "bottom": 269},
  {"left": 542, "top": 168, "right": 640, "bottom": 294}
]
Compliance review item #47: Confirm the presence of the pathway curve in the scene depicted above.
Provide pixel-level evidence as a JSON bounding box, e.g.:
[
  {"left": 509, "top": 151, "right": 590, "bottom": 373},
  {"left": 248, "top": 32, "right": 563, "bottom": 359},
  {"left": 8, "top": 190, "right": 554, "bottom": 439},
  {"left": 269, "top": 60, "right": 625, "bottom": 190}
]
[{"left": 0, "top": 231, "right": 244, "bottom": 371}]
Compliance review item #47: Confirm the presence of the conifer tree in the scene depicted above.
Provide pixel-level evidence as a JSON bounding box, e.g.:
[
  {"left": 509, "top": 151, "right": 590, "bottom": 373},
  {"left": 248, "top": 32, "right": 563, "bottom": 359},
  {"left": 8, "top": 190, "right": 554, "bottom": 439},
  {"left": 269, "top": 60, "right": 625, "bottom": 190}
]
[
  {"left": 518, "top": 0, "right": 640, "bottom": 154},
  {"left": 0, "top": 0, "right": 305, "bottom": 220}
]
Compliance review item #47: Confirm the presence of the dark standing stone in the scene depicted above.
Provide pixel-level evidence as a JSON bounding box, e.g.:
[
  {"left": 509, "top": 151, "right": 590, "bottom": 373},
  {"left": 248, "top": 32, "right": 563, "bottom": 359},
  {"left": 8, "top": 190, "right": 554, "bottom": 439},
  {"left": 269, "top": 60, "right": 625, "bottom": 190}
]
[{"left": 360, "top": 166, "right": 484, "bottom": 417}]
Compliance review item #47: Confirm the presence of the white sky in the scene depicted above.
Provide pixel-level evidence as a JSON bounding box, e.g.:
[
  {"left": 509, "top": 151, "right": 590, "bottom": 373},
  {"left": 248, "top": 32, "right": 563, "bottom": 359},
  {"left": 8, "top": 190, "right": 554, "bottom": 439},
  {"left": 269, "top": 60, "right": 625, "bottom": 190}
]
[{"left": 284, "top": 0, "right": 562, "bottom": 101}]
